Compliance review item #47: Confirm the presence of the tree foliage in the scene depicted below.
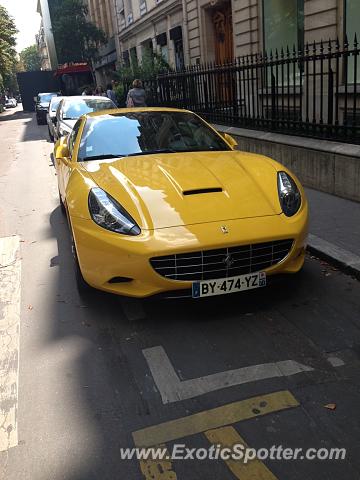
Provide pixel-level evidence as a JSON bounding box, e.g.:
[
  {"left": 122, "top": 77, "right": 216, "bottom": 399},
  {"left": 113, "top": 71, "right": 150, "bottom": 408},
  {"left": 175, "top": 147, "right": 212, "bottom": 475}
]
[
  {"left": 0, "top": 5, "right": 18, "bottom": 90},
  {"left": 19, "top": 45, "right": 41, "bottom": 71},
  {"left": 113, "top": 50, "right": 170, "bottom": 106},
  {"left": 115, "top": 50, "right": 170, "bottom": 82},
  {"left": 49, "top": 0, "right": 106, "bottom": 64}
]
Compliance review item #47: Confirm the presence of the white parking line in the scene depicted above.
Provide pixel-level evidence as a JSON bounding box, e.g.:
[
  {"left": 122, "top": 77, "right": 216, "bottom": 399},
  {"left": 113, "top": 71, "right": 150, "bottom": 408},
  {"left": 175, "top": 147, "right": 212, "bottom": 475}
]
[
  {"left": 143, "top": 346, "right": 313, "bottom": 404},
  {"left": 0, "top": 236, "right": 21, "bottom": 452}
]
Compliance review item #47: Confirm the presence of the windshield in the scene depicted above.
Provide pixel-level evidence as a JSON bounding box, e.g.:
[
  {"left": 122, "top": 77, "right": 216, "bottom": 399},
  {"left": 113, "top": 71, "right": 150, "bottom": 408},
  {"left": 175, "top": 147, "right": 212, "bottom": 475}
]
[
  {"left": 50, "top": 97, "right": 62, "bottom": 112},
  {"left": 38, "top": 93, "right": 57, "bottom": 103},
  {"left": 62, "top": 99, "right": 114, "bottom": 120},
  {"left": 78, "top": 111, "right": 230, "bottom": 161}
]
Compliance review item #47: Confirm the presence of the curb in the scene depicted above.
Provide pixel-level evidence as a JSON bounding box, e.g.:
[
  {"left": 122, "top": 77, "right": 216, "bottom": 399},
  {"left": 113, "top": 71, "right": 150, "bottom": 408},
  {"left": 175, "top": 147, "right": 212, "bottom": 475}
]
[{"left": 307, "top": 234, "right": 360, "bottom": 280}]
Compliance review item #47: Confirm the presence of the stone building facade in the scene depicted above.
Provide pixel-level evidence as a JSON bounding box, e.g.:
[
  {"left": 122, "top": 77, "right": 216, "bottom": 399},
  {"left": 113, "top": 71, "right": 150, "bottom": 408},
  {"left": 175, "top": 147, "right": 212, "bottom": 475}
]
[
  {"left": 110, "top": 0, "right": 357, "bottom": 69},
  {"left": 87, "top": 0, "right": 118, "bottom": 86},
  {"left": 36, "top": 0, "right": 58, "bottom": 70},
  {"left": 113, "top": 0, "right": 187, "bottom": 69},
  {"left": 36, "top": 21, "right": 52, "bottom": 71}
]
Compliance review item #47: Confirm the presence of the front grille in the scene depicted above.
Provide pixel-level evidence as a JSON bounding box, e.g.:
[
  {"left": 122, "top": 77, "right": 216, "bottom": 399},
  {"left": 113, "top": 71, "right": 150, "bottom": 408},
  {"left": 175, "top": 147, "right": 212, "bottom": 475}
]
[{"left": 150, "top": 239, "right": 294, "bottom": 281}]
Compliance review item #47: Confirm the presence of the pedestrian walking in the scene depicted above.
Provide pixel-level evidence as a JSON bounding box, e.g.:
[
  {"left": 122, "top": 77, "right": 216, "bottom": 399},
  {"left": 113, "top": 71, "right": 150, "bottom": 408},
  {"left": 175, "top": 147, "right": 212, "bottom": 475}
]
[
  {"left": 106, "top": 83, "right": 117, "bottom": 105},
  {"left": 94, "top": 86, "right": 103, "bottom": 96},
  {"left": 126, "top": 79, "right": 146, "bottom": 108}
]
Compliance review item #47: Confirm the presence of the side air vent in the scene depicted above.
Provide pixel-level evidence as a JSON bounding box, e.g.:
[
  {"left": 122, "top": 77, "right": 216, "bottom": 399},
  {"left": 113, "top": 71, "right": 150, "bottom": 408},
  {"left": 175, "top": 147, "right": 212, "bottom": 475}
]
[
  {"left": 108, "top": 277, "right": 133, "bottom": 283},
  {"left": 183, "top": 187, "right": 222, "bottom": 196}
]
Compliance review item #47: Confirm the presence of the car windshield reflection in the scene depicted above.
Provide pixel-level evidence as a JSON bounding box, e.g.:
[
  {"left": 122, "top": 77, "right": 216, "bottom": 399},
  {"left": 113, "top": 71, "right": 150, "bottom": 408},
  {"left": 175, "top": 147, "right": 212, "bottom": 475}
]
[
  {"left": 63, "top": 99, "right": 115, "bottom": 120},
  {"left": 78, "top": 111, "right": 230, "bottom": 161},
  {"left": 38, "top": 93, "right": 57, "bottom": 103}
]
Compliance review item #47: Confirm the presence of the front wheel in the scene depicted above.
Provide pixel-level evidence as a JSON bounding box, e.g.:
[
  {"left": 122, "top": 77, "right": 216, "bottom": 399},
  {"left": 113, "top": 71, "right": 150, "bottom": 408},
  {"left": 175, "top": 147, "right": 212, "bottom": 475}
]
[
  {"left": 70, "top": 230, "right": 92, "bottom": 297},
  {"left": 58, "top": 188, "right": 66, "bottom": 215},
  {"left": 48, "top": 127, "right": 54, "bottom": 142}
]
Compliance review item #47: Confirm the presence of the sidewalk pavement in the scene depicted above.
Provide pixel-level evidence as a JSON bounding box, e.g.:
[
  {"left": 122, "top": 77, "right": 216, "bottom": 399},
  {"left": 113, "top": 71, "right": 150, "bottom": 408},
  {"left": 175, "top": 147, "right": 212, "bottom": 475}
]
[{"left": 306, "top": 188, "right": 360, "bottom": 279}]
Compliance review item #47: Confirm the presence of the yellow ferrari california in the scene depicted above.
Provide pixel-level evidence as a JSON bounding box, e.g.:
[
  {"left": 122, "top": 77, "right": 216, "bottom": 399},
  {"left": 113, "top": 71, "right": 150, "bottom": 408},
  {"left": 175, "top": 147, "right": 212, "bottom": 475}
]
[{"left": 54, "top": 107, "right": 308, "bottom": 299}]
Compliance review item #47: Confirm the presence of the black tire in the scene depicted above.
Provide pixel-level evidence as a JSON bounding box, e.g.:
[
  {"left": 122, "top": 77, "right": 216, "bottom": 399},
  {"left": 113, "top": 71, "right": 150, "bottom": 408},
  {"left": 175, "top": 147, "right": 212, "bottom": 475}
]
[
  {"left": 59, "top": 189, "right": 66, "bottom": 215},
  {"left": 70, "top": 229, "right": 92, "bottom": 297},
  {"left": 48, "top": 128, "right": 54, "bottom": 142},
  {"left": 36, "top": 116, "right": 41, "bottom": 125}
]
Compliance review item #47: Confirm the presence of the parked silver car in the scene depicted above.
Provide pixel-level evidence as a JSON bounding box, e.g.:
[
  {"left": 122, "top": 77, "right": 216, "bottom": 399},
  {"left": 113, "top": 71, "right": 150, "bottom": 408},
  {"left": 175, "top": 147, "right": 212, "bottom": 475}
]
[
  {"left": 54, "top": 96, "right": 116, "bottom": 141},
  {"left": 47, "top": 96, "right": 64, "bottom": 142},
  {"left": 5, "top": 97, "right": 17, "bottom": 108}
]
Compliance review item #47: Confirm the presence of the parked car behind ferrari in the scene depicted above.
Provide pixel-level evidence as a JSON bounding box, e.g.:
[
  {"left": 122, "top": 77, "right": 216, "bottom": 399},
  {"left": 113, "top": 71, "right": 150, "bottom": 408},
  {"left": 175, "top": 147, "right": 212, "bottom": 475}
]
[
  {"left": 54, "top": 96, "right": 116, "bottom": 141},
  {"left": 35, "top": 92, "right": 58, "bottom": 124},
  {"left": 47, "top": 96, "right": 64, "bottom": 142}
]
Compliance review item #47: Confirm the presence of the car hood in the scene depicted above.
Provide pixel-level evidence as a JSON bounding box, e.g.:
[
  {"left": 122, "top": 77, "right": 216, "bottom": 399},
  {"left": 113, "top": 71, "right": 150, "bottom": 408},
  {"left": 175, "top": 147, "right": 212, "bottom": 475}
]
[{"left": 82, "top": 151, "right": 282, "bottom": 230}]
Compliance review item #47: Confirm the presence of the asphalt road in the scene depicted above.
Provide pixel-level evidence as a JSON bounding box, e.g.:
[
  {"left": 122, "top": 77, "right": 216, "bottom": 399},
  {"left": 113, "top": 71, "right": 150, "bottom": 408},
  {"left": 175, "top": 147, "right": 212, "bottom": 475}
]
[{"left": 1, "top": 106, "right": 360, "bottom": 480}]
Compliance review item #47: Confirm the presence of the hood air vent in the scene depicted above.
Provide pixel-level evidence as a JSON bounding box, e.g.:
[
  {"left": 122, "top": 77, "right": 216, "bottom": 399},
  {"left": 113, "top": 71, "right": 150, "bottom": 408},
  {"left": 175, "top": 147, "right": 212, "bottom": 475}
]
[{"left": 183, "top": 187, "right": 222, "bottom": 196}]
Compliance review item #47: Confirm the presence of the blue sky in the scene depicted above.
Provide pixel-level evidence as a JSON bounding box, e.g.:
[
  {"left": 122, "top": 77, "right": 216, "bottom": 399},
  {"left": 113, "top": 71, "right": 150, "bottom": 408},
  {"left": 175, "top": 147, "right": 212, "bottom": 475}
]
[{"left": 0, "top": 0, "right": 41, "bottom": 52}]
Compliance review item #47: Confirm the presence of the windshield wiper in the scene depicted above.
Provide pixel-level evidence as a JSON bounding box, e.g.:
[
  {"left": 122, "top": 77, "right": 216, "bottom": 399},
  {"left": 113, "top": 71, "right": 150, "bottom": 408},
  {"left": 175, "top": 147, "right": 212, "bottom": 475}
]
[
  {"left": 126, "top": 149, "right": 177, "bottom": 156},
  {"left": 80, "top": 154, "right": 127, "bottom": 161}
]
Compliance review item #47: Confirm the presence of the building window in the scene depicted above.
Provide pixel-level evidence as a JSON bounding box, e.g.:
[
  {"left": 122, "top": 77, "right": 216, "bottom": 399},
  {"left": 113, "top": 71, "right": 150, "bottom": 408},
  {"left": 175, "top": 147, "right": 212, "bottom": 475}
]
[
  {"left": 139, "top": 0, "right": 147, "bottom": 15},
  {"left": 130, "top": 47, "right": 138, "bottom": 67},
  {"left": 170, "top": 26, "right": 184, "bottom": 70},
  {"left": 123, "top": 50, "right": 130, "bottom": 67},
  {"left": 156, "top": 32, "right": 168, "bottom": 62},
  {"left": 345, "top": 0, "right": 360, "bottom": 83},
  {"left": 118, "top": 12, "right": 126, "bottom": 30},
  {"left": 142, "top": 39, "right": 153, "bottom": 57},
  {"left": 263, "top": 0, "right": 304, "bottom": 54},
  {"left": 127, "top": 12, "right": 133, "bottom": 25}
]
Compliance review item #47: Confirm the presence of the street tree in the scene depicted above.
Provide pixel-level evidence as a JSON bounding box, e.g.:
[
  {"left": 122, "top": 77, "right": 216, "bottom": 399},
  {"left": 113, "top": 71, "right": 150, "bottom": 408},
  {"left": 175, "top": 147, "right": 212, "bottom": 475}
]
[
  {"left": 0, "top": 5, "right": 18, "bottom": 90},
  {"left": 19, "top": 45, "right": 41, "bottom": 71},
  {"left": 49, "top": 0, "right": 106, "bottom": 64}
]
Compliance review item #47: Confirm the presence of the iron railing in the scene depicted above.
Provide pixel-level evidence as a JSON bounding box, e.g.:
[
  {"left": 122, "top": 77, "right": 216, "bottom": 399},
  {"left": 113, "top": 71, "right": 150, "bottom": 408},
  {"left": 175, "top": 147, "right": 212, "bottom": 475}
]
[{"left": 121, "top": 36, "right": 360, "bottom": 144}]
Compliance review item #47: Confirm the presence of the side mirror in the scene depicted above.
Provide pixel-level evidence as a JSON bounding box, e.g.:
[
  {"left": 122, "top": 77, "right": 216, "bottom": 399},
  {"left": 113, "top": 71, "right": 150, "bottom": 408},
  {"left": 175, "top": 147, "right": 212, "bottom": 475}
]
[
  {"left": 53, "top": 117, "right": 58, "bottom": 124},
  {"left": 222, "top": 132, "right": 238, "bottom": 149},
  {"left": 55, "top": 137, "right": 70, "bottom": 161},
  {"left": 33, "top": 96, "right": 37, "bottom": 102}
]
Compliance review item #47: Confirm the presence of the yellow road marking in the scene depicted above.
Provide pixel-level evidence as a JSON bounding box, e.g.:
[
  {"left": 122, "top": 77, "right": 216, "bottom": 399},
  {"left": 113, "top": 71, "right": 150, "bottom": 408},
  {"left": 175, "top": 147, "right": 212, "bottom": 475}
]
[
  {"left": 139, "top": 444, "right": 177, "bottom": 480},
  {"left": 205, "top": 426, "right": 278, "bottom": 480},
  {"left": 133, "top": 390, "right": 298, "bottom": 447}
]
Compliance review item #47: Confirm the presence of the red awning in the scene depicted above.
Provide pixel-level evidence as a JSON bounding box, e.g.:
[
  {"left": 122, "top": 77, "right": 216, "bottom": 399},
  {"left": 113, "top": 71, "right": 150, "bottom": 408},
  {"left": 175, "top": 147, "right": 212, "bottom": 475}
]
[{"left": 55, "top": 63, "right": 91, "bottom": 76}]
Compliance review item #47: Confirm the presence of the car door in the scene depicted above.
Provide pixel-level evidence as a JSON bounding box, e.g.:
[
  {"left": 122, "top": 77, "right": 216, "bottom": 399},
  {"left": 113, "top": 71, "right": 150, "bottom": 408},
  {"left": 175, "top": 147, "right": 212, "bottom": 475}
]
[{"left": 58, "top": 119, "right": 82, "bottom": 201}]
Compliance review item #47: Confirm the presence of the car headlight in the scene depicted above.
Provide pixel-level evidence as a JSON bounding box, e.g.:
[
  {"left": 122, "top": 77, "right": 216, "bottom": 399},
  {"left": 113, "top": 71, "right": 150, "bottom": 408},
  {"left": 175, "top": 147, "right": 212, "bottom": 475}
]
[
  {"left": 277, "top": 171, "right": 301, "bottom": 217},
  {"left": 88, "top": 187, "right": 141, "bottom": 235}
]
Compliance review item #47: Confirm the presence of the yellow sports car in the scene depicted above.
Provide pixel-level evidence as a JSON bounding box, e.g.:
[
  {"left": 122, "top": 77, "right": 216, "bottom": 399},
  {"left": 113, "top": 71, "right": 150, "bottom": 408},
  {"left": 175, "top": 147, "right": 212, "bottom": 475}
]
[{"left": 54, "top": 107, "right": 308, "bottom": 299}]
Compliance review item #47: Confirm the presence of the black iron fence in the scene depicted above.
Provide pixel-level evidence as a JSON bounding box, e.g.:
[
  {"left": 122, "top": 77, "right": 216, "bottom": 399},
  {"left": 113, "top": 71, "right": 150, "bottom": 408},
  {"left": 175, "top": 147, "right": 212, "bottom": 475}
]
[{"left": 120, "top": 36, "right": 360, "bottom": 144}]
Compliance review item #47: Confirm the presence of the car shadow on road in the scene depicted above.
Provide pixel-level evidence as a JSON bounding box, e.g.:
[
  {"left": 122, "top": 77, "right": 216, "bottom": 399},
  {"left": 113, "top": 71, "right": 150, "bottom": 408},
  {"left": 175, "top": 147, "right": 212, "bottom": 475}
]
[
  {"left": 43, "top": 204, "right": 314, "bottom": 479},
  {"left": 0, "top": 109, "right": 32, "bottom": 122},
  {"left": 22, "top": 117, "right": 50, "bottom": 143},
  {"left": 0, "top": 108, "right": 54, "bottom": 143}
]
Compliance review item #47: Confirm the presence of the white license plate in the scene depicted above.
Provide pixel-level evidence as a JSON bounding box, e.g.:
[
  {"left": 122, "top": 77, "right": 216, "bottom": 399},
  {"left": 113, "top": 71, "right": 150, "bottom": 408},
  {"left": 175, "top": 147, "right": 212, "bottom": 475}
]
[{"left": 192, "top": 271, "right": 266, "bottom": 298}]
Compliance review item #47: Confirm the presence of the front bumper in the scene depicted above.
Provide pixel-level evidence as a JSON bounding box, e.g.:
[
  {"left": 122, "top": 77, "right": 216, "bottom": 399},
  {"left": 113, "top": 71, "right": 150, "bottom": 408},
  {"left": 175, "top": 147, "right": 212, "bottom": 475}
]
[{"left": 71, "top": 209, "right": 308, "bottom": 298}]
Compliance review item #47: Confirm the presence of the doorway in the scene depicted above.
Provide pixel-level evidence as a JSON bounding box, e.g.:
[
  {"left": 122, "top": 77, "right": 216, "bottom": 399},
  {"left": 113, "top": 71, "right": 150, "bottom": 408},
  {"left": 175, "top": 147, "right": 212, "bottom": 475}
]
[{"left": 211, "top": 1, "right": 234, "bottom": 64}]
